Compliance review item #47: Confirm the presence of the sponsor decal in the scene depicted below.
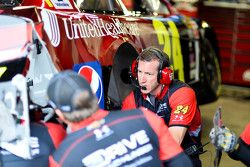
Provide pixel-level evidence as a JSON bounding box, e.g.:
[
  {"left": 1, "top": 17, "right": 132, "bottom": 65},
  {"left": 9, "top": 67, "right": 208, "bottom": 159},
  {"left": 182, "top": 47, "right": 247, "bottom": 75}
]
[
  {"left": 73, "top": 61, "right": 104, "bottom": 109},
  {"left": 41, "top": 11, "right": 139, "bottom": 44},
  {"left": 63, "top": 16, "right": 140, "bottom": 40},
  {"left": 153, "top": 19, "right": 185, "bottom": 81},
  {"left": 81, "top": 130, "right": 153, "bottom": 167},
  {"left": 174, "top": 114, "right": 184, "bottom": 121},
  {"left": 93, "top": 125, "right": 113, "bottom": 141},
  {"left": 45, "top": 0, "right": 54, "bottom": 7},
  {"left": 174, "top": 105, "right": 189, "bottom": 114},
  {"left": 49, "top": 0, "right": 73, "bottom": 9},
  {"left": 41, "top": 10, "right": 60, "bottom": 47}
]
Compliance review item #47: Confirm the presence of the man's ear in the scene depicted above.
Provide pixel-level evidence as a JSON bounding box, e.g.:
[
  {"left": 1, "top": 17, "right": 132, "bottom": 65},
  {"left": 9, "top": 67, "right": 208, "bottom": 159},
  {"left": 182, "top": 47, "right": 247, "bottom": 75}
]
[{"left": 55, "top": 109, "right": 66, "bottom": 122}]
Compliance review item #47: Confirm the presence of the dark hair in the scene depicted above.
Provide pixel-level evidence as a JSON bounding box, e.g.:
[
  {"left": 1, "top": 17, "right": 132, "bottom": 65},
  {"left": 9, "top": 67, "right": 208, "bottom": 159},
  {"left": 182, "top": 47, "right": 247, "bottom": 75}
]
[{"left": 138, "top": 47, "right": 170, "bottom": 69}]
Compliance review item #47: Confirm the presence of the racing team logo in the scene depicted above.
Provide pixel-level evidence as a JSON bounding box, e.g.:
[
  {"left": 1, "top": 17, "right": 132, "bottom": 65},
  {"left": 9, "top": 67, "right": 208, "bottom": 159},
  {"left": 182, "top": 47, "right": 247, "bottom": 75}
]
[
  {"left": 41, "top": 10, "right": 60, "bottom": 47},
  {"left": 49, "top": 0, "right": 73, "bottom": 9},
  {"left": 73, "top": 61, "right": 104, "bottom": 109}
]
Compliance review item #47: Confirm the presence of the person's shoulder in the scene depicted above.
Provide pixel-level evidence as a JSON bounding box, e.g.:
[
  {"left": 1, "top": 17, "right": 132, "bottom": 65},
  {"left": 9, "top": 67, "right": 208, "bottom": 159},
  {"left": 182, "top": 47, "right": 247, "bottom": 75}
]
[
  {"left": 169, "top": 84, "right": 197, "bottom": 104},
  {"left": 173, "top": 79, "right": 190, "bottom": 87},
  {"left": 174, "top": 85, "right": 195, "bottom": 96}
]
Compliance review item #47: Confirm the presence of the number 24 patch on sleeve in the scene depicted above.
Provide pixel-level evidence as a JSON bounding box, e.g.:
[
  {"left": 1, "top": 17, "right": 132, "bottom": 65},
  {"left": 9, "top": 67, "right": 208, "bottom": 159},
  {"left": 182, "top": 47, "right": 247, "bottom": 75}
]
[{"left": 174, "top": 105, "right": 189, "bottom": 114}]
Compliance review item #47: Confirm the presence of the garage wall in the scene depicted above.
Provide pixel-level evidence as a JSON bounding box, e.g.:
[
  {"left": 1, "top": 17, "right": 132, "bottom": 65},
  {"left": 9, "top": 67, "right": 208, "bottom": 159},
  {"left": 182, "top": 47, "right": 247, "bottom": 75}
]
[{"left": 199, "top": 1, "right": 250, "bottom": 87}]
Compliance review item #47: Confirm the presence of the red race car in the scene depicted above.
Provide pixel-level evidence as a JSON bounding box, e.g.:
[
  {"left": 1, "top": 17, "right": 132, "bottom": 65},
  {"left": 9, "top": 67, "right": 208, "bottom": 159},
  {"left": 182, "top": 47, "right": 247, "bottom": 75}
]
[{"left": 0, "top": 0, "right": 221, "bottom": 111}]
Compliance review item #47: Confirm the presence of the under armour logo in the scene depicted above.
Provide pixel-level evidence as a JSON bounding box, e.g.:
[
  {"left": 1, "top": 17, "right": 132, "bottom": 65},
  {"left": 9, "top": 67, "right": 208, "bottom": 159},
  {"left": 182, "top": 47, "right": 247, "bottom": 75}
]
[{"left": 93, "top": 125, "right": 113, "bottom": 141}]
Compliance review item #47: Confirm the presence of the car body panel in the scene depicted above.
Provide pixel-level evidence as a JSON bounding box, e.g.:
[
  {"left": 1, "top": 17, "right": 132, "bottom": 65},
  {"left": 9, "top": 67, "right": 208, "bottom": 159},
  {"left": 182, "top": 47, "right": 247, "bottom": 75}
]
[{"left": 0, "top": 0, "right": 221, "bottom": 108}]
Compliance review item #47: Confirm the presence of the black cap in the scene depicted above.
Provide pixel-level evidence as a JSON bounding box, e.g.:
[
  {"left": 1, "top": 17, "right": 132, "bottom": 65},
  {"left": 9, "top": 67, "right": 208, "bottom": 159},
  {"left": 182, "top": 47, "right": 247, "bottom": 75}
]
[{"left": 47, "top": 70, "right": 94, "bottom": 112}]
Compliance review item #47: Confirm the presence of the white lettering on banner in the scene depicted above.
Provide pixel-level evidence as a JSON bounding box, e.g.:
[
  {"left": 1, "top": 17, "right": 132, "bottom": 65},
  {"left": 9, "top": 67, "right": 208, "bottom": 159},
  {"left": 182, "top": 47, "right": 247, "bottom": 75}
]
[
  {"left": 81, "top": 130, "right": 153, "bottom": 167},
  {"left": 41, "top": 10, "right": 61, "bottom": 47},
  {"left": 63, "top": 17, "right": 140, "bottom": 40}
]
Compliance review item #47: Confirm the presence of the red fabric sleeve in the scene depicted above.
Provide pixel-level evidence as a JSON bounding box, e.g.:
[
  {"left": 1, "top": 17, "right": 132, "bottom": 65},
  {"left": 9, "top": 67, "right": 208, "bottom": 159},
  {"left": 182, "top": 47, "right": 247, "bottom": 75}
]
[
  {"left": 168, "top": 87, "right": 198, "bottom": 127},
  {"left": 45, "top": 122, "right": 66, "bottom": 149},
  {"left": 140, "top": 107, "right": 183, "bottom": 160},
  {"left": 240, "top": 123, "right": 250, "bottom": 145},
  {"left": 122, "top": 91, "right": 137, "bottom": 110},
  {"left": 49, "top": 155, "right": 61, "bottom": 167}
]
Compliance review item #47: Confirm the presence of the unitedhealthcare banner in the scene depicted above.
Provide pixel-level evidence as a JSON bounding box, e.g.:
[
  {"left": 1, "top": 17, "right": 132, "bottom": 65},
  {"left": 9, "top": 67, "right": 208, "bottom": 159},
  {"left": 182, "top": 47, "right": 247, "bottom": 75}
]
[{"left": 73, "top": 61, "right": 104, "bottom": 109}]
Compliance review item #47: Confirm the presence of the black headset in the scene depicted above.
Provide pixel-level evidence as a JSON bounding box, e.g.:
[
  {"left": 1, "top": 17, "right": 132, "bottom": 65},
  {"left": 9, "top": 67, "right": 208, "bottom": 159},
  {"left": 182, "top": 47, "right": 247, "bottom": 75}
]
[{"left": 130, "top": 47, "right": 173, "bottom": 85}]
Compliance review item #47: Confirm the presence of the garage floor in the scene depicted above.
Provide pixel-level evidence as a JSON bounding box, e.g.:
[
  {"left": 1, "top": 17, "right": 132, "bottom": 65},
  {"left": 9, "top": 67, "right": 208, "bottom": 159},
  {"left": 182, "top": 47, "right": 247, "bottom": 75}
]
[{"left": 199, "top": 85, "right": 250, "bottom": 167}]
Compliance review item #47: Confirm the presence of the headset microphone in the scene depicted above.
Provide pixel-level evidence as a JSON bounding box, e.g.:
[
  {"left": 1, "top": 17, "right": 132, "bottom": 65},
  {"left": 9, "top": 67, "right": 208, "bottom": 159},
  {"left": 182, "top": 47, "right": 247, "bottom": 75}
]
[{"left": 129, "top": 71, "right": 147, "bottom": 91}]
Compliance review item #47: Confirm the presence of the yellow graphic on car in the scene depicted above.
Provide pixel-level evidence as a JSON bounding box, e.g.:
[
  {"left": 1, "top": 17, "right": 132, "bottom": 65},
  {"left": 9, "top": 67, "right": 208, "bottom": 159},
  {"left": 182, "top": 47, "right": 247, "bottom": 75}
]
[
  {"left": 153, "top": 20, "right": 184, "bottom": 82},
  {"left": 45, "top": 0, "right": 54, "bottom": 7},
  {"left": 0, "top": 67, "right": 7, "bottom": 78},
  {"left": 153, "top": 20, "right": 171, "bottom": 57}
]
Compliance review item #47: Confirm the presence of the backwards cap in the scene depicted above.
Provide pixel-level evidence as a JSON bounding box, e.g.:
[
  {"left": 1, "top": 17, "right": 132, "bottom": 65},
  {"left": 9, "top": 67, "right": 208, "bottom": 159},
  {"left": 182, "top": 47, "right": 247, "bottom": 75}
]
[{"left": 47, "top": 70, "right": 94, "bottom": 112}]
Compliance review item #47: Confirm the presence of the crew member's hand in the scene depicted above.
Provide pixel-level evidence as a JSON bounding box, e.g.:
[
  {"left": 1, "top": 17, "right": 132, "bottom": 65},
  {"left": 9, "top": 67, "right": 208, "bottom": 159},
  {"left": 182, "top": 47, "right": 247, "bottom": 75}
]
[{"left": 209, "top": 126, "right": 237, "bottom": 152}]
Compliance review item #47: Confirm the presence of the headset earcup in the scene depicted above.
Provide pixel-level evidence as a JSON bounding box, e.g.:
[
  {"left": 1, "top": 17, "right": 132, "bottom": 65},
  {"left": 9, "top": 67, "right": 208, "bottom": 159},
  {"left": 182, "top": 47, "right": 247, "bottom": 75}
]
[
  {"left": 158, "top": 67, "right": 173, "bottom": 85},
  {"left": 130, "top": 59, "right": 138, "bottom": 79}
]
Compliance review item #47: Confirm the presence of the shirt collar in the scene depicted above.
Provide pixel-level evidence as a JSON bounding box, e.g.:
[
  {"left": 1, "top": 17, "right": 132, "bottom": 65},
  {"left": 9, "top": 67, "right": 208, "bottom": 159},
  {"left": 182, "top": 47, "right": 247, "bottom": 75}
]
[
  {"left": 142, "top": 84, "right": 169, "bottom": 101},
  {"left": 70, "top": 109, "right": 109, "bottom": 132}
]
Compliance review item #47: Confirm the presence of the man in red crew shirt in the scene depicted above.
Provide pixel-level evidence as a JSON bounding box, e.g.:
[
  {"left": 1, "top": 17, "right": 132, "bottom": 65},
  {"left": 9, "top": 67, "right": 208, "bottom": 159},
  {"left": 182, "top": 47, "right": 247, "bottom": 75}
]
[{"left": 123, "top": 47, "right": 202, "bottom": 166}]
